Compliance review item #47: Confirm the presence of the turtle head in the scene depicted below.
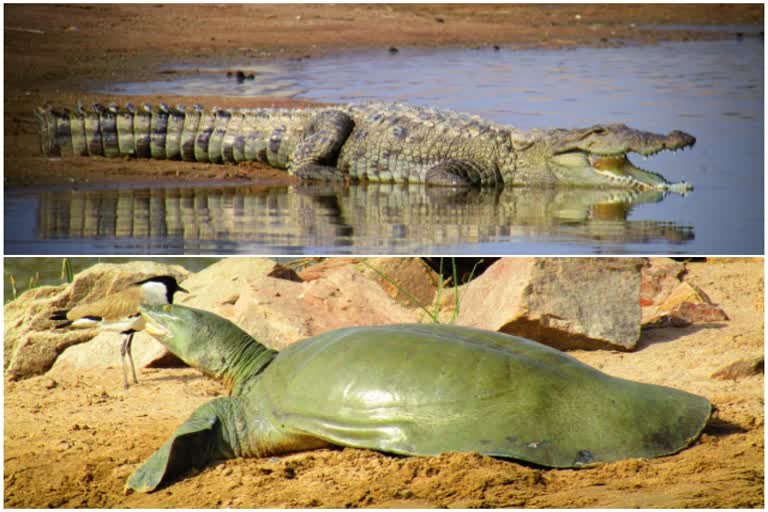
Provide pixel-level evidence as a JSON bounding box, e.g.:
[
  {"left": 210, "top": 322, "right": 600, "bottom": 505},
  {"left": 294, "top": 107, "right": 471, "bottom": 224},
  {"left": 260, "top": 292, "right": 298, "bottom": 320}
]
[{"left": 141, "top": 304, "right": 276, "bottom": 391}]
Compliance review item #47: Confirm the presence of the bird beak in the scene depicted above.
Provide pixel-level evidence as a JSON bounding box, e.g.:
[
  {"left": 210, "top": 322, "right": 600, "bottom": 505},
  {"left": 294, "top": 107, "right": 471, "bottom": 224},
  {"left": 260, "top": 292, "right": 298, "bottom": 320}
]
[{"left": 178, "top": 285, "right": 189, "bottom": 294}]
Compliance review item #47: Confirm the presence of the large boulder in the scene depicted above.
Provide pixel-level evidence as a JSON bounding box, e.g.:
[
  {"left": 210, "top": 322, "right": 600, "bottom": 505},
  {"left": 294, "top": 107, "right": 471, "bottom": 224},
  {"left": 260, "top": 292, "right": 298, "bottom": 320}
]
[
  {"left": 174, "top": 257, "right": 277, "bottom": 314},
  {"left": 4, "top": 261, "right": 189, "bottom": 381},
  {"left": 456, "top": 258, "right": 645, "bottom": 350}
]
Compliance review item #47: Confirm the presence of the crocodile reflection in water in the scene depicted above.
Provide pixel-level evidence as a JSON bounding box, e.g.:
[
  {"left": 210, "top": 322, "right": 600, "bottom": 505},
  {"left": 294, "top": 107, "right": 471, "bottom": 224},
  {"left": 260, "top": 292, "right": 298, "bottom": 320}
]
[{"left": 34, "top": 184, "right": 693, "bottom": 250}]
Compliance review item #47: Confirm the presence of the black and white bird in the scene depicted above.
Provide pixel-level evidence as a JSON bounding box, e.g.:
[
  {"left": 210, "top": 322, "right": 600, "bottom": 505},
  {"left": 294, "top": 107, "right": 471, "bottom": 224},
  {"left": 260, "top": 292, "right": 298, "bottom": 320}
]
[{"left": 50, "top": 275, "right": 188, "bottom": 388}]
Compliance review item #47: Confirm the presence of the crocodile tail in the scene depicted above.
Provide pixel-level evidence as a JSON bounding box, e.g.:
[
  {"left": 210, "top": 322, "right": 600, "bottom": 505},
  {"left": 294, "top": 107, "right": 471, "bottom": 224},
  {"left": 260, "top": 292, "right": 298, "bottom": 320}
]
[
  {"left": 35, "top": 102, "right": 302, "bottom": 167},
  {"left": 35, "top": 104, "right": 81, "bottom": 157}
]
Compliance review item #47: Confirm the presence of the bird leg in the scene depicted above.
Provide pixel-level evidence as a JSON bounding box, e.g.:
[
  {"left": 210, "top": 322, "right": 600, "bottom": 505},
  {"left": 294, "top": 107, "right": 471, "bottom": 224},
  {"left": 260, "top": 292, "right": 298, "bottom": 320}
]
[
  {"left": 127, "top": 331, "right": 139, "bottom": 385},
  {"left": 121, "top": 332, "right": 139, "bottom": 388}
]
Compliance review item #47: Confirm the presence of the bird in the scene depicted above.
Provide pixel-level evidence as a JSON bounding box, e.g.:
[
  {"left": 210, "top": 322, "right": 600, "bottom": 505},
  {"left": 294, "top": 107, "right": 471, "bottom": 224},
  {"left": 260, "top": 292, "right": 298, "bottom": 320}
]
[{"left": 50, "top": 275, "right": 188, "bottom": 388}]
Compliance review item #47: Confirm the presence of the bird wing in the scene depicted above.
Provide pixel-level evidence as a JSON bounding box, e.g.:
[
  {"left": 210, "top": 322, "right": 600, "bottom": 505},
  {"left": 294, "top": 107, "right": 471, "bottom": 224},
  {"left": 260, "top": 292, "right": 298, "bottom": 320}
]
[{"left": 66, "top": 286, "right": 143, "bottom": 321}]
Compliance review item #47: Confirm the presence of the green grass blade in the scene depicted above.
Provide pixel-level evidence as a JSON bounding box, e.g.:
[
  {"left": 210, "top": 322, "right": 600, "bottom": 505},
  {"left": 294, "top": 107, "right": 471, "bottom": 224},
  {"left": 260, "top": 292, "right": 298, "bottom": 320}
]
[
  {"left": 361, "top": 261, "right": 440, "bottom": 323},
  {"left": 61, "top": 258, "right": 74, "bottom": 283}
]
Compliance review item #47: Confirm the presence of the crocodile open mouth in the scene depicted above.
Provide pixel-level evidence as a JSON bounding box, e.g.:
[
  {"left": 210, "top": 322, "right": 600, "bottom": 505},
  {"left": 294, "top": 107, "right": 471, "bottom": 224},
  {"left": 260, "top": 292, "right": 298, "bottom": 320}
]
[
  {"left": 551, "top": 150, "right": 693, "bottom": 193},
  {"left": 589, "top": 153, "right": 692, "bottom": 192}
]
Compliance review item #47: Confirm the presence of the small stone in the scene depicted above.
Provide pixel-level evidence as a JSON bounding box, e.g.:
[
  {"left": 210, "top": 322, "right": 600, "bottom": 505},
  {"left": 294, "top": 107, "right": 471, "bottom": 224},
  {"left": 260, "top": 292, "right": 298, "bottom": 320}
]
[
  {"left": 711, "top": 356, "right": 764, "bottom": 381},
  {"left": 388, "top": 47, "right": 399, "bottom": 54},
  {"left": 44, "top": 378, "right": 58, "bottom": 389},
  {"left": 267, "top": 264, "right": 303, "bottom": 283}
]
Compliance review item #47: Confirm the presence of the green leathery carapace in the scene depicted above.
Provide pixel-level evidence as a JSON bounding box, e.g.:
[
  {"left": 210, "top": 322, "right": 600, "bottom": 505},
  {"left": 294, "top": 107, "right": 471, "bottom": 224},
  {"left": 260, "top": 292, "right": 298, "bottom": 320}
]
[{"left": 125, "top": 304, "right": 712, "bottom": 493}]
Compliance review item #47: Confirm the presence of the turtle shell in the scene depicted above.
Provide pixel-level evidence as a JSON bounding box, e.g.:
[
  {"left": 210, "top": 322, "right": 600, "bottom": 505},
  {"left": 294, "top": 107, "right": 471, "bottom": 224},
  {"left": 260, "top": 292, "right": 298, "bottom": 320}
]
[{"left": 253, "top": 324, "right": 710, "bottom": 467}]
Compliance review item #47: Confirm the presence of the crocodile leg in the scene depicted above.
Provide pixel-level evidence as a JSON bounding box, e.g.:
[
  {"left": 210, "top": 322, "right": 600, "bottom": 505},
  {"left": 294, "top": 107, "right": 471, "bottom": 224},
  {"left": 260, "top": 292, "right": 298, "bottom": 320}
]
[
  {"left": 290, "top": 110, "right": 355, "bottom": 181},
  {"left": 424, "top": 159, "right": 492, "bottom": 187}
]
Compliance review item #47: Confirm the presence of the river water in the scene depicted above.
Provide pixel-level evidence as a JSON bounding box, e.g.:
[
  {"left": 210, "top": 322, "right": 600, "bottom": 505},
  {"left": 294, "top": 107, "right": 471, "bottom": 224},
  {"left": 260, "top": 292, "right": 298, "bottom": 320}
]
[{"left": 5, "top": 38, "right": 763, "bottom": 254}]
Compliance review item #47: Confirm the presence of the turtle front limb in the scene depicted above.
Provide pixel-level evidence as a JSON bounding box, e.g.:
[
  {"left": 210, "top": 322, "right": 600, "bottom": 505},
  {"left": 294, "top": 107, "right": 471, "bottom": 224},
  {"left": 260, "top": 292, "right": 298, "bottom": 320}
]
[
  {"left": 126, "top": 398, "right": 236, "bottom": 493},
  {"left": 126, "top": 394, "right": 330, "bottom": 493}
]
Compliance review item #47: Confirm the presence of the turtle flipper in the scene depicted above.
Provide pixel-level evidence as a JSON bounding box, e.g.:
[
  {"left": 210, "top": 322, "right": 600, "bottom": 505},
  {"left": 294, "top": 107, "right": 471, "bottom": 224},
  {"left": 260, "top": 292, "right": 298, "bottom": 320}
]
[{"left": 126, "top": 399, "right": 234, "bottom": 493}]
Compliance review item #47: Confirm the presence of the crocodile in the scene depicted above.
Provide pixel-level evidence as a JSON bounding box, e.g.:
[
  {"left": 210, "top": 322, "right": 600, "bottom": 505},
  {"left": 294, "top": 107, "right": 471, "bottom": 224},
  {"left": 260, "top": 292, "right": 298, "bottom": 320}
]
[{"left": 35, "top": 101, "right": 695, "bottom": 191}]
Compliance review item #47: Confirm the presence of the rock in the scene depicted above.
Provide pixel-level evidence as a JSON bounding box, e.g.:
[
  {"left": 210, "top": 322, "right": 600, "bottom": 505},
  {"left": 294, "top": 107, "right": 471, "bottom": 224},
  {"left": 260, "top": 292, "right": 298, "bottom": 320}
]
[
  {"left": 234, "top": 265, "right": 419, "bottom": 350},
  {"left": 674, "top": 301, "right": 729, "bottom": 324},
  {"left": 299, "top": 258, "right": 439, "bottom": 310},
  {"left": 456, "top": 258, "right": 645, "bottom": 350},
  {"left": 711, "top": 356, "right": 764, "bottom": 380},
  {"left": 357, "top": 257, "right": 439, "bottom": 309},
  {"left": 642, "top": 281, "right": 728, "bottom": 328},
  {"left": 298, "top": 258, "right": 360, "bottom": 281},
  {"left": 640, "top": 258, "right": 686, "bottom": 307},
  {"left": 176, "top": 257, "right": 276, "bottom": 315},
  {"left": 267, "top": 264, "right": 303, "bottom": 283},
  {"left": 4, "top": 261, "right": 189, "bottom": 381},
  {"left": 49, "top": 331, "right": 175, "bottom": 376}
]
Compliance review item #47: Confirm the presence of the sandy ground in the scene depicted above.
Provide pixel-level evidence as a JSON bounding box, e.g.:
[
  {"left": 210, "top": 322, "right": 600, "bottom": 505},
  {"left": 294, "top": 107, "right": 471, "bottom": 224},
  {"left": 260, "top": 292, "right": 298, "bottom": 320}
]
[
  {"left": 4, "top": 4, "right": 762, "bottom": 187},
  {"left": 3, "top": 259, "right": 764, "bottom": 508}
]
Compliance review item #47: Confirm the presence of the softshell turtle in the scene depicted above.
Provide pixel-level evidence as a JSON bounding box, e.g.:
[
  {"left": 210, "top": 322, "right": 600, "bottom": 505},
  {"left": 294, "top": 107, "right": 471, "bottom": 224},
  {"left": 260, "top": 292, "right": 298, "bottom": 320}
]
[{"left": 127, "top": 304, "right": 711, "bottom": 492}]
